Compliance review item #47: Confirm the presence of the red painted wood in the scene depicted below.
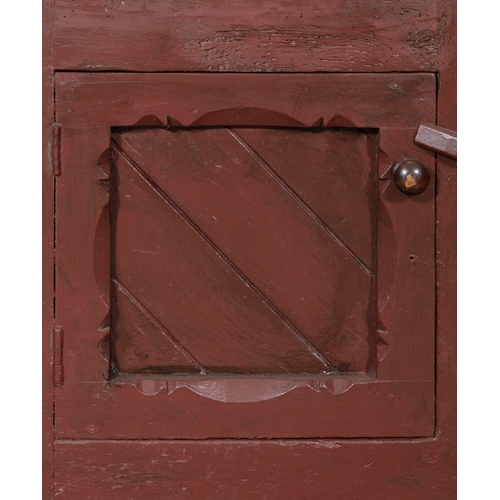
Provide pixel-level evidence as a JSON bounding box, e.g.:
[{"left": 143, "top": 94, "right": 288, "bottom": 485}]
[
  {"left": 44, "top": 0, "right": 456, "bottom": 495},
  {"left": 414, "top": 123, "right": 457, "bottom": 159},
  {"left": 53, "top": 0, "right": 439, "bottom": 73},
  {"left": 435, "top": 154, "right": 456, "bottom": 442},
  {"left": 52, "top": 74, "right": 437, "bottom": 442},
  {"left": 113, "top": 127, "right": 375, "bottom": 374},
  {"left": 437, "top": 0, "right": 457, "bottom": 140},
  {"left": 112, "top": 143, "right": 330, "bottom": 374},
  {"left": 55, "top": 380, "right": 434, "bottom": 439},
  {"left": 376, "top": 128, "right": 436, "bottom": 383},
  {"left": 436, "top": 0, "right": 457, "bottom": 473},
  {"left": 234, "top": 127, "right": 377, "bottom": 268},
  {"left": 56, "top": 127, "right": 111, "bottom": 385},
  {"left": 111, "top": 286, "right": 201, "bottom": 374},
  {"left": 54, "top": 439, "right": 455, "bottom": 499},
  {"left": 42, "top": 0, "right": 55, "bottom": 497},
  {"left": 54, "top": 134, "right": 435, "bottom": 439},
  {"left": 428, "top": 8, "right": 457, "bottom": 493},
  {"left": 55, "top": 73, "right": 436, "bottom": 129}
]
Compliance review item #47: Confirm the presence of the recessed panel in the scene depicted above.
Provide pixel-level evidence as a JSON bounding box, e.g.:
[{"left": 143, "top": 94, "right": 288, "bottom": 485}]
[{"left": 110, "top": 127, "right": 377, "bottom": 375}]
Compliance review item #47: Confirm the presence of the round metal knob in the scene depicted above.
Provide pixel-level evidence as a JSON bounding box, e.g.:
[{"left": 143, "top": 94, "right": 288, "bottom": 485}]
[{"left": 392, "top": 159, "right": 430, "bottom": 196}]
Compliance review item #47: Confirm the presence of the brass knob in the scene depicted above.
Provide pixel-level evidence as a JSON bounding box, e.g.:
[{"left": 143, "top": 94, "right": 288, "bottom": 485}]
[{"left": 392, "top": 159, "right": 430, "bottom": 196}]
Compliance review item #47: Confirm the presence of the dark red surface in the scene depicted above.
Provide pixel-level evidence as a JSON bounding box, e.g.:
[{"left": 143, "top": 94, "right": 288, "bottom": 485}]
[
  {"left": 52, "top": 76, "right": 436, "bottom": 443},
  {"left": 42, "top": 0, "right": 55, "bottom": 496},
  {"left": 53, "top": 0, "right": 440, "bottom": 73},
  {"left": 54, "top": 439, "right": 455, "bottom": 499},
  {"left": 55, "top": 72, "right": 436, "bottom": 129},
  {"left": 112, "top": 127, "right": 375, "bottom": 374},
  {"left": 414, "top": 124, "right": 457, "bottom": 159},
  {"left": 43, "top": 1, "right": 456, "bottom": 497},
  {"left": 435, "top": 0, "right": 457, "bottom": 483}
]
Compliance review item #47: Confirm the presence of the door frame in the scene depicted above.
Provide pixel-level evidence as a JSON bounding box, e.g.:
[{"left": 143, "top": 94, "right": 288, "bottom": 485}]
[{"left": 53, "top": 72, "right": 436, "bottom": 440}]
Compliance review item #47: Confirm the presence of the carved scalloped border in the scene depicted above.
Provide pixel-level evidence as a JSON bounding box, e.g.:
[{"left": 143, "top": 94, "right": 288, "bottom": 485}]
[{"left": 93, "top": 111, "right": 402, "bottom": 402}]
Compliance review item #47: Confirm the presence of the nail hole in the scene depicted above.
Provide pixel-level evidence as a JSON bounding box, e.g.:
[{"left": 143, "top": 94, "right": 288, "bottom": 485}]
[{"left": 409, "top": 255, "right": 416, "bottom": 262}]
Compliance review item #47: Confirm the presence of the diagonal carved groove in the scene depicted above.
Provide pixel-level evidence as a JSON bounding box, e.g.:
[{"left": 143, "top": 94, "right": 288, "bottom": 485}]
[
  {"left": 228, "top": 128, "right": 374, "bottom": 279},
  {"left": 112, "top": 138, "right": 338, "bottom": 373},
  {"left": 113, "top": 277, "right": 208, "bottom": 374}
]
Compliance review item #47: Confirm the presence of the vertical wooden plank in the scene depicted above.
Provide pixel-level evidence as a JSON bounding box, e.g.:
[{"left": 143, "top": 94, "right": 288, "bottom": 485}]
[
  {"left": 431, "top": 2, "right": 457, "bottom": 493},
  {"left": 377, "top": 128, "right": 436, "bottom": 383},
  {"left": 56, "top": 127, "right": 111, "bottom": 385},
  {"left": 42, "top": 0, "right": 55, "bottom": 497},
  {"left": 436, "top": 0, "right": 457, "bottom": 466}
]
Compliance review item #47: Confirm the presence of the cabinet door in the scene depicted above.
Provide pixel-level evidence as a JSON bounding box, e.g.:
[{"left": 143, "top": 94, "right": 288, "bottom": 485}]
[{"left": 54, "top": 73, "right": 436, "bottom": 441}]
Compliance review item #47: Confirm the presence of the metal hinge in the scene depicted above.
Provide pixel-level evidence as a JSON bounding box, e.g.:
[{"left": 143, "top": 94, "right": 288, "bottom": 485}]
[
  {"left": 52, "top": 124, "right": 61, "bottom": 177},
  {"left": 52, "top": 325, "right": 64, "bottom": 387}
]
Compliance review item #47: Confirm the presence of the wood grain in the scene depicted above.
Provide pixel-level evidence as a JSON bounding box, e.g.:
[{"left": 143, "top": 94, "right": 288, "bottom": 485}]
[
  {"left": 53, "top": 0, "right": 439, "bottom": 73},
  {"left": 55, "top": 379, "right": 434, "bottom": 439},
  {"left": 42, "top": 0, "right": 55, "bottom": 497},
  {"left": 435, "top": 153, "right": 456, "bottom": 443},
  {"left": 53, "top": 94, "right": 436, "bottom": 440},
  {"left": 436, "top": 0, "right": 457, "bottom": 471},
  {"left": 114, "top": 127, "right": 375, "bottom": 374},
  {"left": 377, "top": 129, "right": 436, "bottom": 383},
  {"left": 56, "top": 75, "right": 435, "bottom": 446},
  {"left": 56, "top": 127, "right": 111, "bottom": 384},
  {"left": 45, "top": 0, "right": 457, "bottom": 495},
  {"left": 54, "top": 439, "right": 455, "bottom": 499},
  {"left": 234, "top": 127, "right": 377, "bottom": 269},
  {"left": 112, "top": 142, "right": 331, "bottom": 374},
  {"left": 55, "top": 73, "right": 437, "bottom": 129},
  {"left": 111, "top": 285, "right": 202, "bottom": 374},
  {"left": 414, "top": 123, "right": 457, "bottom": 159}
]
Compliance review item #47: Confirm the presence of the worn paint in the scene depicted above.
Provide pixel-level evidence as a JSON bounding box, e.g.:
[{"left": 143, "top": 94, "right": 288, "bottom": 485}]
[{"left": 44, "top": 0, "right": 455, "bottom": 497}]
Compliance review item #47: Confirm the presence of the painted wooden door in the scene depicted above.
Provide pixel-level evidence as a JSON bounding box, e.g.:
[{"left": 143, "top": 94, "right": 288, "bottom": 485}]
[
  {"left": 44, "top": 1, "right": 456, "bottom": 498},
  {"left": 55, "top": 73, "right": 435, "bottom": 437}
]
